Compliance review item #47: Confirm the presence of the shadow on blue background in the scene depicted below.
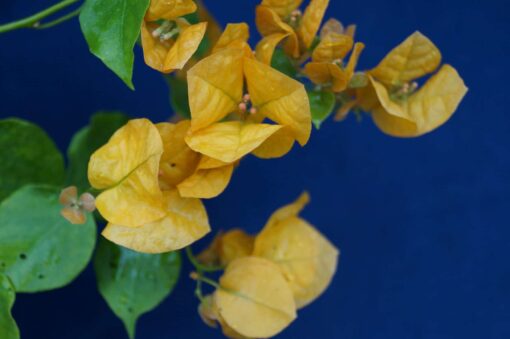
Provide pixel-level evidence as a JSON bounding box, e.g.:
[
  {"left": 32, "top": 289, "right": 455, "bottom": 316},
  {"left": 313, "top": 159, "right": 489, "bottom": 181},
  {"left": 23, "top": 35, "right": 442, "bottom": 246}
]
[{"left": 1, "top": 0, "right": 509, "bottom": 338}]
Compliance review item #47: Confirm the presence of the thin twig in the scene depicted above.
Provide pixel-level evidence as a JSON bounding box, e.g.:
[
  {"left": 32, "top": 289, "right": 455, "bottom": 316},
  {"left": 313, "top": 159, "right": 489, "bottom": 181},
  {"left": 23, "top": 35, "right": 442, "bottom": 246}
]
[{"left": 0, "top": 0, "right": 80, "bottom": 34}]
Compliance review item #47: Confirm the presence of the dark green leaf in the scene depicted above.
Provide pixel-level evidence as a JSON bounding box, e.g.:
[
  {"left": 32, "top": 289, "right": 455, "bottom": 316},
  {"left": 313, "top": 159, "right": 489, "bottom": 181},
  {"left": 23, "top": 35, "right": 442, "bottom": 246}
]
[
  {"left": 271, "top": 48, "right": 297, "bottom": 78},
  {"left": 166, "top": 75, "right": 191, "bottom": 119},
  {"left": 79, "top": 0, "right": 151, "bottom": 89},
  {"left": 0, "top": 185, "right": 96, "bottom": 292},
  {"left": 67, "top": 112, "right": 129, "bottom": 190},
  {"left": 0, "top": 118, "right": 65, "bottom": 202},
  {"left": 308, "top": 36, "right": 321, "bottom": 52},
  {"left": 193, "top": 33, "right": 212, "bottom": 59},
  {"left": 308, "top": 90, "right": 336, "bottom": 129},
  {"left": 183, "top": 11, "right": 200, "bottom": 24},
  {"left": 94, "top": 239, "right": 181, "bottom": 339},
  {"left": 0, "top": 274, "right": 19, "bottom": 339}
]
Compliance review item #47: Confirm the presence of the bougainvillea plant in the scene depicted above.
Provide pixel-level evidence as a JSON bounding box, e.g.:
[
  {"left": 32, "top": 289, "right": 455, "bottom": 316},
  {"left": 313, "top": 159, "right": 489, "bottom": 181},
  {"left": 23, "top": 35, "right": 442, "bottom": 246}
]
[{"left": 0, "top": 0, "right": 467, "bottom": 338}]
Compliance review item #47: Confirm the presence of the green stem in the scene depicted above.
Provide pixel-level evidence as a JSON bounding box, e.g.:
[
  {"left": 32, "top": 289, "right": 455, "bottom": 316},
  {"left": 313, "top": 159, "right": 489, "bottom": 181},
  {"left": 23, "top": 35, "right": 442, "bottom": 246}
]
[
  {"left": 194, "top": 276, "right": 204, "bottom": 302},
  {"left": 185, "top": 246, "right": 224, "bottom": 273},
  {"left": 194, "top": 274, "right": 220, "bottom": 290},
  {"left": 0, "top": 0, "right": 80, "bottom": 34},
  {"left": 35, "top": 6, "right": 82, "bottom": 30}
]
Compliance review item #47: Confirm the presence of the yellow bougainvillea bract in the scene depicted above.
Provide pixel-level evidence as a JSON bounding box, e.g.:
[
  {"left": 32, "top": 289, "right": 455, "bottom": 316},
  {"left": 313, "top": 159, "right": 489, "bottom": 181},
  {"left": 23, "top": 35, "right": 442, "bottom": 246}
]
[
  {"left": 255, "top": 0, "right": 329, "bottom": 61},
  {"left": 195, "top": 192, "right": 338, "bottom": 338},
  {"left": 214, "top": 257, "right": 297, "bottom": 338},
  {"left": 89, "top": 118, "right": 221, "bottom": 253},
  {"left": 80, "top": 1, "right": 468, "bottom": 338},
  {"left": 141, "top": 0, "right": 207, "bottom": 73},
  {"left": 186, "top": 46, "right": 311, "bottom": 163},
  {"left": 254, "top": 192, "right": 339, "bottom": 308},
  {"left": 88, "top": 119, "right": 166, "bottom": 228},
  {"left": 198, "top": 229, "right": 255, "bottom": 267},
  {"left": 359, "top": 32, "right": 468, "bottom": 137},
  {"left": 102, "top": 190, "right": 210, "bottom": 254}
]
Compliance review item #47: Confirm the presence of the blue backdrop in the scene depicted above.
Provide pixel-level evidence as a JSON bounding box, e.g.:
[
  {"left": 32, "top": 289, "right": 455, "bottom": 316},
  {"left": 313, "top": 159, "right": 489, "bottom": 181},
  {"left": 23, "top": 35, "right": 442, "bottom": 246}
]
[{"left": 1, "top": 0, "right": 509, "bottom": 338}]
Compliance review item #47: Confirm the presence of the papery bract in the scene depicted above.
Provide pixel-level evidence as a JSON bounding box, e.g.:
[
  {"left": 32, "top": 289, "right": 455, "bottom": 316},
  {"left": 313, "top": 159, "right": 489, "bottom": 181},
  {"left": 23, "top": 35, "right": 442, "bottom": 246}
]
[
  {"left": 198, "top": 229, "right": 254, "bottom": 267},
  {"left": 214, "top": 257, "right": 297, "bottom": 338},
  {"left": 253, "top": 192, "right": 339, "bottom": 308},
  {"left": 186, "top": 47, "right": 311, "bottom": 162},
  {"left": 255, "top": 0, "right": 329, "bottom": 60},
  {"left": 145, "top": 0, "right": 197, "bottom": 21},
  {"left": 102, "top": 190, "right": 210, "bottom": 253},
  {"left": 158, "top": 120, "right": 235, "bottom": 199},
  {"left": 304, "top": 39, "right": 365, "bottom": 92},
  {"left": 359, "top": 32, "right": 468, "bottom": 137},
  {"left": 142, "top": 0, "right": 207, "bottom": 73},
  {"left": 88, "top": 119, "right": 165, "bottom": 227},
  {"left": 261, "top": 0, "right": 303, "bottom": 17}
]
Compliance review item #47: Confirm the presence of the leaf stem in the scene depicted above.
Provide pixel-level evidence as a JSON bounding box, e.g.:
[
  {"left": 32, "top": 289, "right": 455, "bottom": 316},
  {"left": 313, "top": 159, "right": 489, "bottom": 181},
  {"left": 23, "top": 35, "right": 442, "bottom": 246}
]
[
  {"left": 190, "top": 271, "right": 220, "bottom": 290},
  {"left": 186, "top": 246, "right": 223, "bottom": 302},
  {"left": 0, "top": 0, "right": 80, "bottom": 34}
]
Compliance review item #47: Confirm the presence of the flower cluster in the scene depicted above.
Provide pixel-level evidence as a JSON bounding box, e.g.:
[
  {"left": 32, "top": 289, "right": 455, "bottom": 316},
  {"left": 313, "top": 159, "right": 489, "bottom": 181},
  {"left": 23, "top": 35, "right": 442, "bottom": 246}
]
[
  {"left": 0, "top": 0, "right": 469, "bottom": 337},
  {"left": 72, "top": 0, "right": 467, "bottom": 337},
  {"left": 197, "top": 193, "right": 339, "bottom": 338},
  {"left": 140, "top": 0, "right": 207, "bottom": 73}
]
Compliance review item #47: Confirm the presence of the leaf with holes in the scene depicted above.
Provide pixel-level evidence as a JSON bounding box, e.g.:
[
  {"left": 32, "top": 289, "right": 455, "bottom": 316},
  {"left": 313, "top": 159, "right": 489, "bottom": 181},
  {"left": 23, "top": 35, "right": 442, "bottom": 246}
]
[
  {"left": 94, "top": 238, "right": 181, "bottom": 339},
  {"left": 0, "top": 118, "right": 65, "bottom": 202},
  {"left": 79, "top": 0, "right": 151, "bottom": 89},
  {"left": 0, "top": 274, "right": 19, "bottom": 339},
  {"left": 67, "top": 112, "right": 129, "bottom": 190},
  {"left": 307, "top": 90, "right": 336, "bottom": 129},
  {"left": 0, "top": 185, "right": 96, "bottom": 292}
]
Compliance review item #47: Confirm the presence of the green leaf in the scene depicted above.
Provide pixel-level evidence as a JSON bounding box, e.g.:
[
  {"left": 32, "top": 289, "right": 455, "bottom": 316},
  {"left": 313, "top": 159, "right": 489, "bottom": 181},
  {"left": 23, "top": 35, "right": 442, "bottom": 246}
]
[
  {"left": 193, "top": 33, "right": 212, "bottom": 60},
  {"left": 67, "top": 112, "right": 129, "bottom": 190},
  {"left": 166, "top": 75, "right": 191, "bottom": 119},
  {"left": 0, "top": 185, "right": 96, "bottom": 293},
  {"left": 0, "top": 118, "right": 65, "bottom": 202},
  {"left": 183, "top": 11, "right": 200, "bottom": 24},
  {"left": 308, "top": 36, "right": 321, "bottom": 52},
  {"left": 94, "top": 239, "right": 181, "bottom": 339},
  {"left": 308, "top": 90, "right": 336, "bottom": 129},
  {"left": 0, "top": 274, "right": 19, "bottom": 339},
  {"left": 79, "top": 0, "right": 151, "bottom": 89},
  {"left": 271, "top": 48, "right": 297, "bottom": 78}
]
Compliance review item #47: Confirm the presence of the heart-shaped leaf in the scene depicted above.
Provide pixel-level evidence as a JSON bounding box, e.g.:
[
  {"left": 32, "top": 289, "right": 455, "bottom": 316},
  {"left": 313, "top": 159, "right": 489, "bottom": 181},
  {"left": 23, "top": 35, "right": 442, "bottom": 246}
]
[
  {"left": 94, "top": 239, "right": 181, "bottom": 339},
  {"left": 271, "top": 48, "right": 297, "bottom": 78},
  {"left": 307, "top": 90, "right": 336, "bottom": 129},
  {"left": 0, "top": 118, "right": 64, "bottom": 202},
  {"left": 80, "top": 0, "right": 151, "bottom": 89},
  {"left": 0, "top": 185, "right": 96, "bottom": 292}
]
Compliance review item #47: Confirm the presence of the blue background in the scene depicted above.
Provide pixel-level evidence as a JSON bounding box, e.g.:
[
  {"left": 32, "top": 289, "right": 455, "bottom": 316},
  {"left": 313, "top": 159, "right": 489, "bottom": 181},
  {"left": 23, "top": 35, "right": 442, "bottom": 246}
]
[{"left": 1, "top": 0, "right": 509, "bottom": 338}]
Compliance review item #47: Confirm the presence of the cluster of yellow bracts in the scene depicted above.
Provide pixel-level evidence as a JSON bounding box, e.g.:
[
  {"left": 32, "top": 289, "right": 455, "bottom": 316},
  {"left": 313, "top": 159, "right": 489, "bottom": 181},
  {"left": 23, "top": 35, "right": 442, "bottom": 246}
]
[
  {"left": 196, "top": 192, "right": 338, "bottom": 338},
  {"left": 139, "top": 0, "right": 467, "bottom": 138},
  {"left": 82, "top": 0, "right": 467, "bottom": 337}
]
